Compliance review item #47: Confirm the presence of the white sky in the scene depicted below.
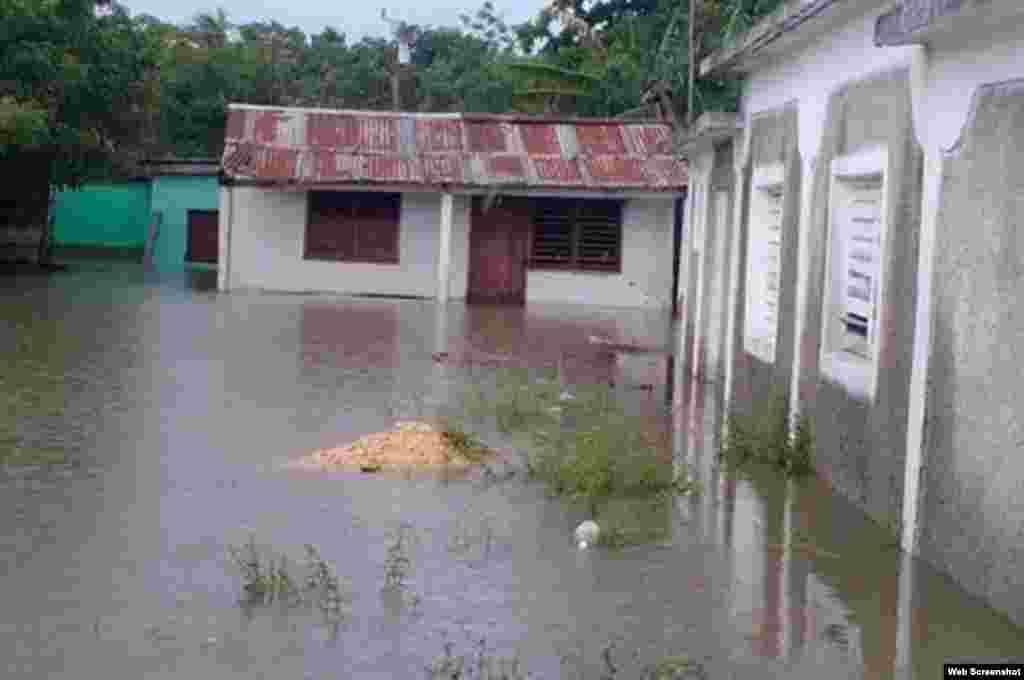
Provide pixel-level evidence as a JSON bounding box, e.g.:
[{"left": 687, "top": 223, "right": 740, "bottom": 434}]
[{"left": 122, "top": 0, "right": 547, "bottom": 41}]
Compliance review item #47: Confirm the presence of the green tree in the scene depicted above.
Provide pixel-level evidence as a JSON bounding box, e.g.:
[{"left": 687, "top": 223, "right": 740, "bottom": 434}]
[{"left": 0, "top": 0, "right": 153, "bottom": 262}]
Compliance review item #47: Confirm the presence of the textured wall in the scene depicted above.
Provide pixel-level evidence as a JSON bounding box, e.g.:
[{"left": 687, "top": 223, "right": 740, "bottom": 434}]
[
  {"left": 526, "top": 198, "right": 676, "bottom": 308},
  {"left": 917, "top": 79, "right": 1024, "bottom": 627},
  {"left": 804, "top": 67, "right": 922, "bottom": 525}
]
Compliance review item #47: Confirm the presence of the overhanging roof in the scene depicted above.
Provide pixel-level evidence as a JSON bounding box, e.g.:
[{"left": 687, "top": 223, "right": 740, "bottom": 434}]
[{"left": 221, "top": 105, "right": 687, "bottom": 194}]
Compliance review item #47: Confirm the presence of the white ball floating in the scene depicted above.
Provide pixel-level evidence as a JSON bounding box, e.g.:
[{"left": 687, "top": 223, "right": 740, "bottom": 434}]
[{"left": 574, "top": 520, "right": 600, "bottom": 549}]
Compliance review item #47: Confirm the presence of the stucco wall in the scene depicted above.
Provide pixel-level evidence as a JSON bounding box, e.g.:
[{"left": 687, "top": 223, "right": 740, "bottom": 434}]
[
  {"left": 729, "top": 105, "right": 801, "bottom": 418},
  {"left": 525, "top": 198, "right": 676, "bottom": 309},
  {"left": 801, "top": 67, "right": 922, "bottom": 526},
  {"left": 917, "top": 79, "right": 1024, "bottom": 626},
  {"left": 227, "top": 188, "right": 445, "bottom": 297},
  {"left": 150, "top": 176, "right": 219, "bottom": 272},
  {"left": 225, "top": 189, "right": 671, "bottom": 308}
]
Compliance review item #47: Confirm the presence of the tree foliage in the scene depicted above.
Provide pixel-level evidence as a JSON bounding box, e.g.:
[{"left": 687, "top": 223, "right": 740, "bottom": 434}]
[{"left": 1, "top": 0, "right": 788, "bottom": 164}]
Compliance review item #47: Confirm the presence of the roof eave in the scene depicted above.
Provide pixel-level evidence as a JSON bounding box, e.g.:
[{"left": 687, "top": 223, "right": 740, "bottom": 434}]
[{"left": 700, "top": 0, "right": 850, "bottom": 77}]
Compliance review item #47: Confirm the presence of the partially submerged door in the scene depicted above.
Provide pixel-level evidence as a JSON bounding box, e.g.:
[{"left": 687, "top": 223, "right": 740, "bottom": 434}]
[
  {"left": 185, "top": 209, "right": 219, "bottom": 264},
  {"left": 467, "top": 197, "right": 530, "bottom": 305}
]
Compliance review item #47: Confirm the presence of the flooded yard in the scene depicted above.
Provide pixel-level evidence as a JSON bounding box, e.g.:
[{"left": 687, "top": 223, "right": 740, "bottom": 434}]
[{"left": 0, "top": 262, "right": 1021, "bottom": 679}]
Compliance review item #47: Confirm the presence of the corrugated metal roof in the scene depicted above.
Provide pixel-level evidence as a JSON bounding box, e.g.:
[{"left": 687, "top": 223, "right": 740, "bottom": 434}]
[{"left": 221, "top": 106, "right": 687, "bottom": 193}]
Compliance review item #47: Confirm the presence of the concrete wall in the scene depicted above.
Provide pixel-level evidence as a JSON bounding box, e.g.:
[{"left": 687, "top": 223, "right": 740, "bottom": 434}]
[
  {"left": 525, "top": 198, "right": 676, "bottom": 309},
  {"left": 150, "top": 175, "right": 219, "bottom": 272},
  {"left": 803, "top": 68, "right": 923, "bottom": 525},
  {"left": 226, "top": 188, "right": 447, "bottom": 298},
  {"left": 53, "top": 181, "right": 150, "bottom": 249},
  {"left": 225, "top": 187, "right": 675, "bottom": 308},
  {"left": 917, "top": 78, "right": 1024, "bottom": 626},
  {"left": 728, "top": 105, "right": 802, "bottom": 418},
  {"left": 689, "top": 0, "right": 1024, "bottom": 627}
]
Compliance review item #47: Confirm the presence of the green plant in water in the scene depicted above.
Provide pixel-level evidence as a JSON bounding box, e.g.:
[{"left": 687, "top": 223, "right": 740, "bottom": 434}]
[
  {"left": 227, "top": 535, "right": 348, "bottom": 618},
  {"left": 642, "top": 655, "right": 709, "bottom": 680},
  {"left": 383, "top": 523, "right": 414, "bottom": 591},
  {"left": 427, "top": 637, "right": 527, "bottom": 680},
  {"left": 720, "top": 387, "right": 815, "bottom": 478},
  {"left": 227, "top": 535, "right": 300, "bottom": 604}
]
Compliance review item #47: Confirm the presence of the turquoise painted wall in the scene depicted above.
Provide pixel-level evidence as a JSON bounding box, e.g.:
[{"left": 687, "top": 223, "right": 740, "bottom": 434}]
[
  {"left": 150, "top": 175, "right": 219, "bottom": 271},
  {"left": 53, "top": 181, "right": 150, "bottom": 248}
]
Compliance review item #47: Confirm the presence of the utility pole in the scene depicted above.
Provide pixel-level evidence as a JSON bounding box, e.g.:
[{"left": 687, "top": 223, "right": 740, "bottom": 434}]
[{"left": 382, "top": 9, "right": 416, "bottom": 112}]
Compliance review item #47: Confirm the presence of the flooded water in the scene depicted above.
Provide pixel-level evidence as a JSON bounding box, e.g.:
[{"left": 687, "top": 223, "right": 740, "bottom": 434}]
[{"left": 0, "top": 262, "right": 1021, "bottom": 679}]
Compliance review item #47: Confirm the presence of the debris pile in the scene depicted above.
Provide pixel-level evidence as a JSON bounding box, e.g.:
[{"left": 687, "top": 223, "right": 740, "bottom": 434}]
[{"left": 301, "top": 421, "right": 489, "bottom": 471}]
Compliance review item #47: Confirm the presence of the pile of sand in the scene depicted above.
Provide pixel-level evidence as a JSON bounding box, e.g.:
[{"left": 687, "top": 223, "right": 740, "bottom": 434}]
[{"left": 300, "top": 421, "right": 487, "bottom": 471}]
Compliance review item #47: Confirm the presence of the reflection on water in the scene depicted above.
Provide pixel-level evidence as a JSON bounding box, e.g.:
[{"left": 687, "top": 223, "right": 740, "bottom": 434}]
[{"left": 0, "top": 264, "right": 1020, "bottom": 679}]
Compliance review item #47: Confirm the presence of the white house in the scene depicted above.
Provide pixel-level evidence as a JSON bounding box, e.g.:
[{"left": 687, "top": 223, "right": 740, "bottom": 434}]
[
  {"left": 678, "top": 0, "right": 1024, "bottom": 628},
  {"left": 217, "top": 107, "right": 687, "bottom": 310}
]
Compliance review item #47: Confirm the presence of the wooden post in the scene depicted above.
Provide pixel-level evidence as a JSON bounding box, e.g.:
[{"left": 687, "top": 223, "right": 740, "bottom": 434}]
[{"left": 144, "top": 211, "right": 162, "bottom": 271}]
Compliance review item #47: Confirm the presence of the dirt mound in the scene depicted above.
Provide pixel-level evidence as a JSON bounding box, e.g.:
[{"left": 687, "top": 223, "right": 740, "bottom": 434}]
[{"left": 299, "top": 421, "right": 488, "bottom": 471}]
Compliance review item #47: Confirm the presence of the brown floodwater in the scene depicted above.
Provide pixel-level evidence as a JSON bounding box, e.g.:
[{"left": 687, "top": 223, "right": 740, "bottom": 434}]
[{"left": 0, "top": 261, "right": 1020, "bottom": 679}]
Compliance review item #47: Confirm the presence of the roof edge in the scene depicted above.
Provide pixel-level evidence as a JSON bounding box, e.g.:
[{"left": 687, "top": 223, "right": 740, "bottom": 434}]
[
  {"left": 226, "top": 103, "right": 668, "bottom": 127},
  {"left": 700, "top": 0, "right": 846, "bottom": 77}
]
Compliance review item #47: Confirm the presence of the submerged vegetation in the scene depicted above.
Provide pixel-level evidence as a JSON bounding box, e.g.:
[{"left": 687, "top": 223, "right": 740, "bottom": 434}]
[
  {"left": 460, "top": 366, "right": 697, "bottom": 545},
  {"left": 720, "top": 387, "right": 814, "bottom": 477},
  {"left": 226, "top": 535, "right": 348, "bottom": 620}
]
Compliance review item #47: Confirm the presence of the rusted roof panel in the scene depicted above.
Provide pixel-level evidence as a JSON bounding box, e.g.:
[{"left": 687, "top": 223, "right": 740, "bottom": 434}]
[
  {"left": 466, "top": 122, "right": 508, "bottom": 153},
  {"left": 518, "top": 124, "right": 561, "bottom": 156},
  {"left": 306, "top": 114, "right": 398, "bottom": 152},
  {"left": 416, "top": 118, "right": 463, "bottom": 153},
  {"left": 222, "top": 106, "right": 686, "bottom": 192},
  {"left": 575, "top": 125, "right": 628, "bottom": 155}
]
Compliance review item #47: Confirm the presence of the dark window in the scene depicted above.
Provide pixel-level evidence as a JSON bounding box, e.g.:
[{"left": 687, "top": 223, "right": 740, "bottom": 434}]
[
  {"left": 305, "top": 191, "right": 400, "bottom": 264},
  {"left": 530, "top": 198, "right": 623, "bottom": 273}
]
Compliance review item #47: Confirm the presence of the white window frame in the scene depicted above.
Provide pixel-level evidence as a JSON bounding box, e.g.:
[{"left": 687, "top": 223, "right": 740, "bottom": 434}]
[
  {"left": 820, "top": 146, "right": 889, "bottom": 400},
  {"left": 743, "top": 163, "right": 785, "bottom": 364}
]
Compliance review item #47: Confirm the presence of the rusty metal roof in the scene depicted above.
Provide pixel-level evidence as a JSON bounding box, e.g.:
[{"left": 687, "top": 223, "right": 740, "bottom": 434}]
[{"left": 221, "top": 105, "right": 687, "bottom": 193}]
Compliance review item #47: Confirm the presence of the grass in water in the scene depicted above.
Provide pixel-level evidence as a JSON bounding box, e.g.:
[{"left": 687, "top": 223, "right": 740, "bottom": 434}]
[
  {"left": 720, "top": 387, "right": 814, "bottom": 477},
  {"left": 458, "top": 367, "right": 698, "bottom": 545},
  {"left": 227, "top": 534, "right": 349, "bottom": 620}
]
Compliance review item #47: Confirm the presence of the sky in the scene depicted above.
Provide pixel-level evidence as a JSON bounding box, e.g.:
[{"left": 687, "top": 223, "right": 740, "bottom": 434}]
[{"left": 122, "top": 0, "right": 547, "bottom": 41}]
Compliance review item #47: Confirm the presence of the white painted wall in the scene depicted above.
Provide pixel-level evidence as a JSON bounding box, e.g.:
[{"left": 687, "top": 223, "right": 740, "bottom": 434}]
[
  {"left": 743, "top": 2, "right": 917, "bottom": 161},
  {"left": 526, "top": 198, "right": 676, "bottom": 308},
  {"left": 224, "top": 189, "right": 672, "bottom": 308},
  {"left": 447, "top": 195, "right": 471, "bottom": 300},
  {"left": 227, "top": 188, "right": 444, "bottom": 297}
]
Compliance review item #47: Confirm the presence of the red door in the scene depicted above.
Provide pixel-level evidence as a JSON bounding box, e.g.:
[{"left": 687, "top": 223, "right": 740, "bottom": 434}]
[
  {"left": 186, "top": 210, "right": 219, "bottom": 264},
  {"left": 467, "top": 197, "right": 530, "bottom": 305}
]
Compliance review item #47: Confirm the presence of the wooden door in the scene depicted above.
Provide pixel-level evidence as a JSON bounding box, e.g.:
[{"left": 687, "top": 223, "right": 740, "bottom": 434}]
[
  {"left": 467, "top": 197, "right": 530, "bottom": 305},
  {"left": 185, "top": 209, "right": 219, "bottom": 264}
]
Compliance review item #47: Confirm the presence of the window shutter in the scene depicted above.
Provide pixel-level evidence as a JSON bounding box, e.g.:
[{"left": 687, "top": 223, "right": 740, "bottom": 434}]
[
  {"left": 305, "top": 192, "right": 400, "bottom": 263},
  {"left": 576, "top": 200, "right": 622, "bottom": 272},
  {"left": 531, "top": 199, "right": 574, "bottom": 268},
  {"left": 353, "top": 193, "right": 400, "bottom": 263},
  {"left": 841, "top": 181, "right": 882, "bottom": 356}
]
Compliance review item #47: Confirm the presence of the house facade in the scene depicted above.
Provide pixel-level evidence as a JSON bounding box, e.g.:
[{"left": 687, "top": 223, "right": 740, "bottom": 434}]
[
  {"left": 678, "top": 0, "right": 1024, "bottom": 627},
  {"left": 217, "top": 107, "right": 687, "bottom": 309}
]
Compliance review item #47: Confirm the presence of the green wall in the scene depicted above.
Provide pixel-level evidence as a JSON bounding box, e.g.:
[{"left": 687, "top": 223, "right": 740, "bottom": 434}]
[
  {"left": 53, "top": 181, "right": 151, "bottom": 249},
  {"left": 53, "top": 175, "right": 219, "bottom": 270},
  {"left": 150, "top": 175, "right": 219, "bottom": 271}
]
